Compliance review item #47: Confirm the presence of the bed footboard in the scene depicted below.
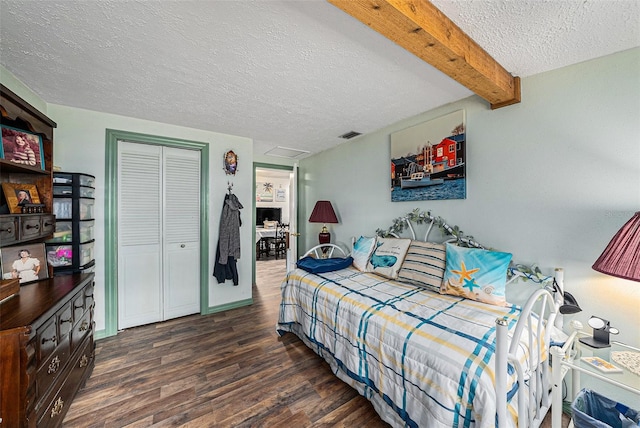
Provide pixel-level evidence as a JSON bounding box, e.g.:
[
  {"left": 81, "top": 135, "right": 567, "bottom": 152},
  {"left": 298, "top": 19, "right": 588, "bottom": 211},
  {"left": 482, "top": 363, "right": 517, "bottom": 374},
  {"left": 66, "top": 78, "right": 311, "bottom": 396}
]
[{"left": 496, "top": 278, "right": 560, "bottom": 427}]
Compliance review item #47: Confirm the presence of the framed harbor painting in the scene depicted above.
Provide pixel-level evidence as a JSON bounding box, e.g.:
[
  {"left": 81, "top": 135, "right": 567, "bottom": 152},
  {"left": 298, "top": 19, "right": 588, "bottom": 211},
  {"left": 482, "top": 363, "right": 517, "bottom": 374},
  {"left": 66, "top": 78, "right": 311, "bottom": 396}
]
[{"left": 390, "top": 110, "right": 466, "bottom": 202}]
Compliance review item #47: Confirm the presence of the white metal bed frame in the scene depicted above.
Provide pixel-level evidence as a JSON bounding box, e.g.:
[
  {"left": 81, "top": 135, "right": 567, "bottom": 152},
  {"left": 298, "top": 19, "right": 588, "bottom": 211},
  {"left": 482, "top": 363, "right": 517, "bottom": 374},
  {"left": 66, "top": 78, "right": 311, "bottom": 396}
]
[{"left": 302, "top": 210, "right": 564, "bottom": 427}]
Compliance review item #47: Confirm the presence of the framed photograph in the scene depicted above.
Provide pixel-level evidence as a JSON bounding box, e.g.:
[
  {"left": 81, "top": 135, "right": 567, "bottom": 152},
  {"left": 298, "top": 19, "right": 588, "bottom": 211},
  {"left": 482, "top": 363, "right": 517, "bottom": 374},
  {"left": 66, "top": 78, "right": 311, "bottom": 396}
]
[
  {"left": 223, "top": 150, "right": 238, "bottom": 175},
  {"left": 390, "top": 109, "right": 466, "bottom": 202},
  {"left": 1, "top": 182, "right": 41, "bottom": 214},
  {"left": 0, "top": 243, "right": 49, "bottom": 284},
  {"left": 580, "top": 356, "right": 623, "bottom": 373},
  {"left": 275, "top": 187, "right": 286, "bottom": 202},
  {"left": 1, "top": 125, "right": 46, "bottom": 170}
]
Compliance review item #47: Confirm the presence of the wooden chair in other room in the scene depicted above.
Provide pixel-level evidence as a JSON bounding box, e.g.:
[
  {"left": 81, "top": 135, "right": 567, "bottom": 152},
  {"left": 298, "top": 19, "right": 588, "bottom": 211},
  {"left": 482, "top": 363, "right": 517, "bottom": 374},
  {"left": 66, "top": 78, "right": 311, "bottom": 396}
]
[
  {"left": 256, "top": 237, "right": 271, "bottom": 260},
  {"left": 272, "top": 223, "right": 288, "bottom": 259}
]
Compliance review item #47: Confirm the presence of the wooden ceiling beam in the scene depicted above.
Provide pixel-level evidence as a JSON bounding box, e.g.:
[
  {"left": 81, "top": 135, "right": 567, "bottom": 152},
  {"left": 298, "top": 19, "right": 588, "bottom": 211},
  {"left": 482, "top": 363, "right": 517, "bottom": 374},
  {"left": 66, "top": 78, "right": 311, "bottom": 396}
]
[{"left": 327, "top": 0, "right": 520, "bottom": 109}]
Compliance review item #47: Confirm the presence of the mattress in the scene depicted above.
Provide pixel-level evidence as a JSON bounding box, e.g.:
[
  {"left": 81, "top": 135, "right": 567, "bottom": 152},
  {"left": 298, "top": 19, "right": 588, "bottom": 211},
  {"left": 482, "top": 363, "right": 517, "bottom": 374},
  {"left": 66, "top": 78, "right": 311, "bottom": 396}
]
[{"left": 277, "top": 266, "right": 542, "bottom": 428}]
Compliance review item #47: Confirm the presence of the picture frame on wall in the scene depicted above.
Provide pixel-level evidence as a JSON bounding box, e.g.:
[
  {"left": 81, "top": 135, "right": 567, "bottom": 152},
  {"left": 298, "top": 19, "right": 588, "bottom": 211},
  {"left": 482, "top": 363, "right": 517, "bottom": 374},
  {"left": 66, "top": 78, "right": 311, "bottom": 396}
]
[
  {"left": 0, "top": 243, "right": 49, "bottom": 284},
  {"left": 390, "top": 110, "right": 466, "bottom": 202},
  {"left": 223, "top": 150, "right": 238, "bottom": 175},
  {"left": 275, "top": 187, "right": 286, "bottom": 202},
  {"left": 1, "top": 182, "right": 41, "bottom": 214},
  {"left": 256, "top": 182, "right": 273, "bottom": 202},
  {"left": 0, "top": 125, "right": 46, "bottom": 170}
]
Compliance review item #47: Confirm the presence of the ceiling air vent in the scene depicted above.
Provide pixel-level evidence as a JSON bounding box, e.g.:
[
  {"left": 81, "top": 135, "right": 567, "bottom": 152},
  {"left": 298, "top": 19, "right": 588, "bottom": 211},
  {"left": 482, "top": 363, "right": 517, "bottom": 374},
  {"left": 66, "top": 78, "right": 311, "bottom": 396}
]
[{"left": 338, "top": 131, "right": 361, "bottom": 139}]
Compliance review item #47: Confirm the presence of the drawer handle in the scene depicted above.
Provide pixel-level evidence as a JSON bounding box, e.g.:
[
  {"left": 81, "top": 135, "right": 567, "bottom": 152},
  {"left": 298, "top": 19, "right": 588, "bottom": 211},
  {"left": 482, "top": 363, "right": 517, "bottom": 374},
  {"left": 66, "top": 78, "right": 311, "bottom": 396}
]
[
  {"left": 48, "top": 356, "right": 61, "bottom": 374},
  {"left": 60, "top": 316, "right": 72, "bottom": 324},
  {"left": 0, "top": 227, "right": 12, "bottom": 234},
  {"left": 74, "top": 303, "right": 84, "bottom": 309},
  {"left": 44, "top": 221, "right": 54, "bottom": 227},
  {"left": 79, "top": 354, "right": 89, "bottom": 368},
  {"left": 42, "top": 335, "right": 57, "bottom": 345},
  {"left": 79, "top": 320, "right": 89, "bottom": 332},
  {"left": 26, "top": 223, "right": 40, "bottom": 230},
  {"left": 50, "top": 397, "right": 64, "bottom": 418}
]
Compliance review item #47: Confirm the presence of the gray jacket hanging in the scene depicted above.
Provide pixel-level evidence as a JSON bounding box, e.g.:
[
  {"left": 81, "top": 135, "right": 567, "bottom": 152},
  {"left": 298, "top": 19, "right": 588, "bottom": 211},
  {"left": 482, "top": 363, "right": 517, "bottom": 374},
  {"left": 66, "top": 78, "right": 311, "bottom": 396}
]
[{"left": 218, "top": 193, "right": 243, "bottom": 263}]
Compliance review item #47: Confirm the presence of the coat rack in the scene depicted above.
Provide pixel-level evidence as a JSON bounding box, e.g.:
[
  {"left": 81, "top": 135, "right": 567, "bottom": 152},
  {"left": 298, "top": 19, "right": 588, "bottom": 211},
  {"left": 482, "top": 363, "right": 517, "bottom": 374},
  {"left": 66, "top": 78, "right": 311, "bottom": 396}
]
[{"left": 227, "top": 181, "right": 233, "bottom": 194}]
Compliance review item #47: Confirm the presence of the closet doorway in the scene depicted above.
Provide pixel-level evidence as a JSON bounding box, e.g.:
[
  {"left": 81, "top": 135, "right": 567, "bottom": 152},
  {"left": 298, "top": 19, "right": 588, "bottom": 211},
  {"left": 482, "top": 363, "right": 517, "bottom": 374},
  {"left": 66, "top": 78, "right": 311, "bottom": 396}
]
[
  {"left": 104, "top": 129, "right": 210, "bottom": 337},
  {"left": 117, "top": 142, "right": 201, "bottom": 329}
]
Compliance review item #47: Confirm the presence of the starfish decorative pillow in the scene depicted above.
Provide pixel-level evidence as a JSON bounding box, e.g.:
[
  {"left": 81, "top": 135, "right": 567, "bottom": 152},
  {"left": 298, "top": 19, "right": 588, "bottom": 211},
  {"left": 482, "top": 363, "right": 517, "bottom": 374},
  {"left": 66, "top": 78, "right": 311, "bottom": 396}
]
[{"left": 441, "top": 243, "right": 512, "bottom": 306}]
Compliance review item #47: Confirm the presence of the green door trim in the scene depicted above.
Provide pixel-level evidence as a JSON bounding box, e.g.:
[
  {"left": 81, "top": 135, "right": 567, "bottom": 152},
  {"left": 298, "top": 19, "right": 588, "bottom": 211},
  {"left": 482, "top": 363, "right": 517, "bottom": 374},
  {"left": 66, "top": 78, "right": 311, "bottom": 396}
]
[{"left": 102, "top": 129, "right": 210, "bottom": 339}]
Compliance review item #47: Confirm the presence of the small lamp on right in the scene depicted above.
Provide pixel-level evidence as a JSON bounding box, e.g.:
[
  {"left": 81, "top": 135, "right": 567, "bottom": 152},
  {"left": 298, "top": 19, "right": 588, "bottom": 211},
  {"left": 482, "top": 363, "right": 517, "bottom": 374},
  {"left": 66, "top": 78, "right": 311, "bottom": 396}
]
[
  {"left": 592, "top": 211, "right": 640, "bottom": 282},
  {"left": 581, "top": 211, "right": 640, "bottom": 348}
]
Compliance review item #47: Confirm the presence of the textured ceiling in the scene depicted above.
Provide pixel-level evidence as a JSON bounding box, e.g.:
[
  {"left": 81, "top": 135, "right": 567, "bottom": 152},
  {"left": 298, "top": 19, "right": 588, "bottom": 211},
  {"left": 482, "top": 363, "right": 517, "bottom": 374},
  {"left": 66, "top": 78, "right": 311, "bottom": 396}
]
[{"left": 1, "top": 0, "right": 638, "bottom": 159}]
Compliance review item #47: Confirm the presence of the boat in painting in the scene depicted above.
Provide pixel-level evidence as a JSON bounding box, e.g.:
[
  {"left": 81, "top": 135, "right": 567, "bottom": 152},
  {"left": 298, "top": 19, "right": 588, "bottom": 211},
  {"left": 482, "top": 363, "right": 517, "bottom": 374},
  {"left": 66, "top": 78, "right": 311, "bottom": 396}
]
[{"left": 400, "top": 172, "right": 444, "bottom": 189}]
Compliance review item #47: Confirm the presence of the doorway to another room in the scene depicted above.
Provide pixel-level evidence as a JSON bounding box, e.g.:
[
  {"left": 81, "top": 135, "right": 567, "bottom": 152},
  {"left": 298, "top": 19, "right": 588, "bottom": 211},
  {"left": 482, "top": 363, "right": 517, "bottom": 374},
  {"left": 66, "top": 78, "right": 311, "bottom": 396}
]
[{"left": 254, "top": 165, "right": 294, "bottom": 286}]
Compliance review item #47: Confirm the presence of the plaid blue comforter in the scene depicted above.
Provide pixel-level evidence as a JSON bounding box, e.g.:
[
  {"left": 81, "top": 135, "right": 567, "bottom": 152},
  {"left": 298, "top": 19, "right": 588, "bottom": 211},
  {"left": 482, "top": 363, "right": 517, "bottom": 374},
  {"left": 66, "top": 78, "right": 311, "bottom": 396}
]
[{"left": 277, "top": 267, "right": 530, "bottom": 428}]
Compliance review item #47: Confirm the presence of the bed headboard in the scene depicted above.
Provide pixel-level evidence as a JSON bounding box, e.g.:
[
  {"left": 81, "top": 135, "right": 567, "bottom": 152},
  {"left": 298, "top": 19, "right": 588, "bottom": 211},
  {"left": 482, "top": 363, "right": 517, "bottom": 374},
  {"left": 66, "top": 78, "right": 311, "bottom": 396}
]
[{"left": 374, "top": 208, "right": 555, "bottom": 286}]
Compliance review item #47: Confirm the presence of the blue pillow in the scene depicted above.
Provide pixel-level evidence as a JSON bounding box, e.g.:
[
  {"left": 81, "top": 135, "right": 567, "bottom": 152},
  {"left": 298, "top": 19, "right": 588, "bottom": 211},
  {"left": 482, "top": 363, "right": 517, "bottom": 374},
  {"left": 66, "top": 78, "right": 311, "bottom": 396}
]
[
  {"left": 441, "top": 243, "right": 512, "bottom": 306},
  {"left": 297, "top": 256, "right": 354, "bottom": 274}
]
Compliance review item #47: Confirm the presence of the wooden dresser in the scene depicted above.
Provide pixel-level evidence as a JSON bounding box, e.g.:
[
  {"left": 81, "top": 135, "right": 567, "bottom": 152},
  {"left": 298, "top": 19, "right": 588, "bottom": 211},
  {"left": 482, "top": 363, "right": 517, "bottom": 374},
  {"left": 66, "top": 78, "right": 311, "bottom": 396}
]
[{"left": 0, "top": 273, "right": 95, "bottom": 427}]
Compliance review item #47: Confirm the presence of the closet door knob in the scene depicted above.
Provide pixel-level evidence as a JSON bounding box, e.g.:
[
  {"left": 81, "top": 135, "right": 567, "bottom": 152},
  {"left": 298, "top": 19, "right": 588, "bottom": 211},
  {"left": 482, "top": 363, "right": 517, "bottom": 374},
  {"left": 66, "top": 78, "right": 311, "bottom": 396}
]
[{"left": 180, "top": 244, "right": 185, "bottom": 248}]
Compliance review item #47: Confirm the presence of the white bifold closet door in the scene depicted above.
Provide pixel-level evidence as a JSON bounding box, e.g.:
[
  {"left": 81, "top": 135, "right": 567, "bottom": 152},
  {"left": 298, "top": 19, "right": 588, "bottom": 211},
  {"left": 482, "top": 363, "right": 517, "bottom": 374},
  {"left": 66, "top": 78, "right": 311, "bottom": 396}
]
[{"left": 117, "top": 141, "right": 201, "bottom": 329}]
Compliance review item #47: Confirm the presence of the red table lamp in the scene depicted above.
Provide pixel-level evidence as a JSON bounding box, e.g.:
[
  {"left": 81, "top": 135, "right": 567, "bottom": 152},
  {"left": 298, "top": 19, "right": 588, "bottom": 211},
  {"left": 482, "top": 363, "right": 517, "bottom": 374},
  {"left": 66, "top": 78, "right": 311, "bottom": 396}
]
[
  {"left": 592, "top": 211, "right": 640, "bottom": 282},
  {"left": 582, "top": 211, "right": 640, "bottom": 348},
  {"left": 309, "top": 201, "right": 339, "bottom": 245}
]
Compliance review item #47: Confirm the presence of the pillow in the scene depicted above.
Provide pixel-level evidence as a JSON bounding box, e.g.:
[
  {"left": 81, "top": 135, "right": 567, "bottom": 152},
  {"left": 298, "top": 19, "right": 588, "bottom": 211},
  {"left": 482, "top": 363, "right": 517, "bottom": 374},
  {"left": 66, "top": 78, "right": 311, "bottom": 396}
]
[
  {"left": 297, "top": 256, "right": 354, "bottom": 274},
  {"left": 441, "top": 243, "right": 512, "bottom": 306},
  {"left": 366, "top": 237, "right": 412, "bottom": 279},
  {"left": 397, "top": 241, "right": 446, "bottom": 293},
  {"left": 352, "top": 236, "right": 377, "bottom": 271}
]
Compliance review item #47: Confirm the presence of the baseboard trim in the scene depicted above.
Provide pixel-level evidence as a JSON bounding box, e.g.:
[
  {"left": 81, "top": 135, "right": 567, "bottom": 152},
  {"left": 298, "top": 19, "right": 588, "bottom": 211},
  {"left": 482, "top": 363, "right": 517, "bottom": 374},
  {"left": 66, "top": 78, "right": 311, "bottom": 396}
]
[{"left": 204, "top": 298, "right": 253, "bottom": 315}]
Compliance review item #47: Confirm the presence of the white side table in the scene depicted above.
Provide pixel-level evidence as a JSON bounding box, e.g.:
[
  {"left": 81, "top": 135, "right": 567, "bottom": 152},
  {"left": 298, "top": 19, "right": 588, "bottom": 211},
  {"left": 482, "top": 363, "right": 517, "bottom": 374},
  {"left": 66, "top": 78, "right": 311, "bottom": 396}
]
[{"left": 551, "top": 335, "right": 640, "bottom": 427}]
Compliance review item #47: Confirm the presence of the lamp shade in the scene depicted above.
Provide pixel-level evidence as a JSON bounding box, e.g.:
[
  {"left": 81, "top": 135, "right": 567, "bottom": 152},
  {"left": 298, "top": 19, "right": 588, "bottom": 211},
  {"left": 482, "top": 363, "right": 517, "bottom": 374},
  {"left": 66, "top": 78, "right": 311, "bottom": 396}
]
[
  {"left": 308, "top": 201, "right": 338, "bottom": 224},
  {"left": 592, "top": 211, "right": 640, "bottom": 282}
]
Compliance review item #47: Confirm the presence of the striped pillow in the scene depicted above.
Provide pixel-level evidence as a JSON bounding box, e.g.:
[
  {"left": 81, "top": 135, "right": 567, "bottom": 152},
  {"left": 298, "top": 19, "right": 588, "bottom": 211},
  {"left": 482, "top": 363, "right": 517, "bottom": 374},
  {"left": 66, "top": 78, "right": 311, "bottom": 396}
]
[{"left": 397, "top": 241, "right": 446, "bottom": 292}]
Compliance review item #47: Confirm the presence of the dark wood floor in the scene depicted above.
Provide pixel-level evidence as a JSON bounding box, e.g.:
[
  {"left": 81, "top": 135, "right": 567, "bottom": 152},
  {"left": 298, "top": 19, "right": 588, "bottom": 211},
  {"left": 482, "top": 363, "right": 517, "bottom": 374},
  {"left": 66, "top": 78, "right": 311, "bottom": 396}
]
[
  {"left": 63, "top": 259, "right": 388, "bottom": 427},
  {"left": 64, "top": 259, "right": 567, "bottom": 427}
]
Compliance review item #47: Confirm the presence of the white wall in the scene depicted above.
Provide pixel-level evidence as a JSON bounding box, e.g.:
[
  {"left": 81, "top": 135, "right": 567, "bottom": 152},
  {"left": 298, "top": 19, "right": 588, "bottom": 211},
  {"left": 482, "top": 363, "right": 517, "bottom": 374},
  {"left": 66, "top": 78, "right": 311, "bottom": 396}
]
[
  {"left": 47, "top": 104, "right": 255, "bottom": 332},
  {"left": 0, "top": 65, "right": 289, "bottom": 336},
  {"left": 299, "top": 48, "right": 640, "bottom": 347},
  {"left": 0, "top": 76, "right": 256, "bottom": 333}
]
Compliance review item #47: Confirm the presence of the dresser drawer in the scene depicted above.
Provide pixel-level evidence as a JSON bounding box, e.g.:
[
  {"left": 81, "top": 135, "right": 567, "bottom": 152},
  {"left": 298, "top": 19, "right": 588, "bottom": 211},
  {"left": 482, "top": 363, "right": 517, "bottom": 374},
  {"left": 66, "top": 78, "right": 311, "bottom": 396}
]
[
  {"left": 71, "top": 310, "right": 92, "bottom": 351},
  {"left": 0, "top": 216, "right": 18, "bottom": 245},
  {"left": 71, "top": 282, "right": 94, "bottom": 317},
  {"left": 36, "top": 334, "right": 94, "bottom": 428},
  {"left": 20, "top": 215, "right": 42, "bottom": 240},
  {"left": 58, "top": 303, "right": 73, "bottom": 337},
  {"left": 84, "top": 282, "right": 94, "bottom": 310},
  {"left": 37, "top": 334, "right": 71, "bottom": 402},
  {"left": 41, "top": 214, "right": 56, "bottom": 236},
  {"left": 37, "top": 318, "right": 58, "bottom": 363}
]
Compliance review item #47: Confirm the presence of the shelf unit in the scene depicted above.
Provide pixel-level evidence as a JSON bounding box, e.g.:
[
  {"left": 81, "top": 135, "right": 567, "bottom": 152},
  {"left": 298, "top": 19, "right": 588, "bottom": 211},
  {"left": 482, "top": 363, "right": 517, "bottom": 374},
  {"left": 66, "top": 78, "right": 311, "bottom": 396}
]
[
  {"left": 551, "top": 331, "right": 640, "bottom": 427},
  {"left": 46, "top": 172, "right": 96, "bottom": 274},
  {"left": 1, "top": 84, "right": 96, "bottom": 428},
  {"left": 0, "top": 84, "right": 55, "bottom": 251}
]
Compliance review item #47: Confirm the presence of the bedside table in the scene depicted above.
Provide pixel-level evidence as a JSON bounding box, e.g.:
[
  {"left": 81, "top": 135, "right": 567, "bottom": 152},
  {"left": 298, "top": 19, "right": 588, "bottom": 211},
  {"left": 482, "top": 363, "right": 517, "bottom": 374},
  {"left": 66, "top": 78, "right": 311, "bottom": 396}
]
[{"left": 551, "top": 334, "right": 640, "bottom": 427}]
